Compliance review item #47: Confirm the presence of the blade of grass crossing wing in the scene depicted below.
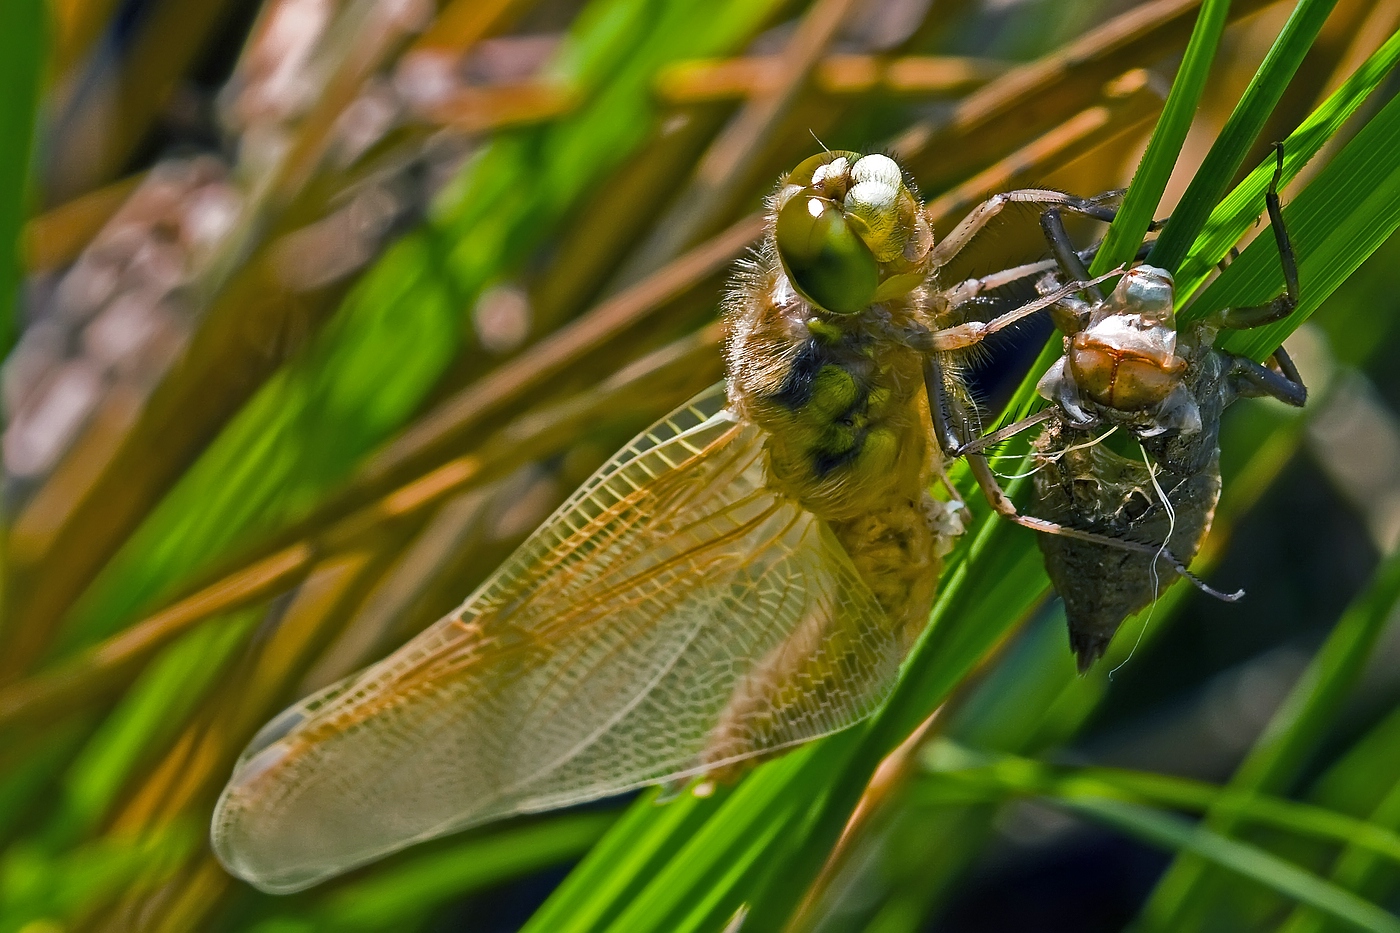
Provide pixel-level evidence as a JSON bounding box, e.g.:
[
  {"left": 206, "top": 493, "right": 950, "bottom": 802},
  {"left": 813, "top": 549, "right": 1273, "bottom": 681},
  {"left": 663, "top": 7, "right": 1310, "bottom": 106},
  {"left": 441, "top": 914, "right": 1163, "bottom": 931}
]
[
  {"left": 1147, "top": 0, "right": 1337, "bottom": 272},
  {"left": 520, "top": 743, "right": 830, "bottom": 933},
  {"left": 540, "top": 497, "right": 1048, "bottom": 933},
  {"left": 1089, "top": 0, "right": 1229, "bottom": 276},
  {"left": 739, "top": 499, "right": 1054, "bottom": 931},
  {"left": 58, "top": 0, "right": 785, "bottom": 651}
]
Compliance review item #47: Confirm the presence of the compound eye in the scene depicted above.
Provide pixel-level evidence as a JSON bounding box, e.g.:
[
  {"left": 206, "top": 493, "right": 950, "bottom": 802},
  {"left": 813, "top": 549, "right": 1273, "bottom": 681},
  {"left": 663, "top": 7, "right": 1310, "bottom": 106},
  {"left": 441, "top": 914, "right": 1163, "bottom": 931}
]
[
  {"left": 785, "top": 150, "right": 862, "bottom": 190},
  {"left": 776, "top": 194, "right": 878, "bottom": 314},
  {"left": 841, "top": 168, "right": 901, "bottom": 261}
]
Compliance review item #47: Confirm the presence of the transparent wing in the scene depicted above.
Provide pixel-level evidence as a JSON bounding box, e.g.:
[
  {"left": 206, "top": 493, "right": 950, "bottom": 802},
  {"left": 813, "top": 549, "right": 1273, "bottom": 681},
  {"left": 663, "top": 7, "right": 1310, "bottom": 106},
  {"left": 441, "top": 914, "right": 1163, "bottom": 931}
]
[{"left": 212, "top": 383, "right": 901, "bottom": 893}]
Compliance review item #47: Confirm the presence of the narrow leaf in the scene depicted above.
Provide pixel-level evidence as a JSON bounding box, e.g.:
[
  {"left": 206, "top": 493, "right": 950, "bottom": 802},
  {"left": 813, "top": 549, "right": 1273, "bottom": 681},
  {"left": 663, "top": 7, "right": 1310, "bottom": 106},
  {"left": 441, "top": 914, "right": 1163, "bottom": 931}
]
[
  {"left": 1148, "top": 0, "right": 1337, "bottom": 271},
  {"left": 1064, "top": 797, "right": 1400, "bottom": 933},
  {"left": 1177, "top": 27, "right": 1400, "bottom": 302},
  {"left": 1090, "top": 0, "right": 1229, "bottom": 276}
]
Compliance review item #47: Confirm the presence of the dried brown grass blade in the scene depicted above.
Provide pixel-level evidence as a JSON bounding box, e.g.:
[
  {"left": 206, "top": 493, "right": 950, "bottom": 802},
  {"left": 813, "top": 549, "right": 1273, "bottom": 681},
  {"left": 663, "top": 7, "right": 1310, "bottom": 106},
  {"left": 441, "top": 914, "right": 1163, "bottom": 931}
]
[
  {"left": 0, "top": 544, "right": 314, "bottom": 727},
  {"left": 415, "top": 79, "right": 579, "bottom": 131},
  {"left": 656, "top": 54, "right": 1007, "bottom": 103},
  {"left": 925, "top": 68, "right": 1164, "bottom": 229},
  {"left": 22, "top": 172, "right": 145, "bottom": 272},
  {"left": 895, "top": 0, "right": 1282, "bottom": 190}
]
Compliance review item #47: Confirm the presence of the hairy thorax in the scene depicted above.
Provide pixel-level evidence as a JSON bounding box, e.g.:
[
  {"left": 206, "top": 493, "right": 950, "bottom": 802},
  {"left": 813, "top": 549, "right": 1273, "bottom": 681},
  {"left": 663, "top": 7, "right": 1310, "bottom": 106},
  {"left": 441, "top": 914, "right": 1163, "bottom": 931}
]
[
  {"left": 725, "top": 249, "right": 935, "bottom": 518},
  {"left": 723, "top": 246, "right": 957, "bottom": 642}
]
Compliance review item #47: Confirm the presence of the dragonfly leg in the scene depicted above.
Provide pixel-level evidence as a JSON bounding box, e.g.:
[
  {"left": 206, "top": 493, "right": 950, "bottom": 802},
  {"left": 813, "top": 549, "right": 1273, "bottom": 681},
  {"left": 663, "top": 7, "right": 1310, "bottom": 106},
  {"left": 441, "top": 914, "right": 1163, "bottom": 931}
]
[
  {"left": 1209, "top": 143, "right": 1299, "bottom": 330},
  {"left": 930, "top": 188, "right": 1121, "bottom": 269},
  {"left": 1229, "top": 346, "right": 1307, "bottom": 407},
  {"left": 926, "top": 267, "right": 1121, "bottom": 352}
]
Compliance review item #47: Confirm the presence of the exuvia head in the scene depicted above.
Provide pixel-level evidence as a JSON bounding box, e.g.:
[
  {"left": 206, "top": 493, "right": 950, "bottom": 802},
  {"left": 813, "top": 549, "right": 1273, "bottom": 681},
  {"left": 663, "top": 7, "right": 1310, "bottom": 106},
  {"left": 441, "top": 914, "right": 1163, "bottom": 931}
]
[
  {"left": 1067, "top": 264, "right": 1185, "bottom": 412},
  {"left": 773, "top": 151, "right": 933, "bottom": 315},
  {"left": 1093, "top": 264, "right": 1175, "bottom": 327}
]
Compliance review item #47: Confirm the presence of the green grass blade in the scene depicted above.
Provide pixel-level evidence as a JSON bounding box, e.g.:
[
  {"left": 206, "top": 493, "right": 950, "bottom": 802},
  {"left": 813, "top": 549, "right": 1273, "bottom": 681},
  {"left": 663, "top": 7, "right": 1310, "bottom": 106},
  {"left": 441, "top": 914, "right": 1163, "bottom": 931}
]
[
  {"left": 1194, "top": 86, "right": 1400, "bottom": 362},
  {"left": 1147, "top": 0, "right": 1337, "bottom": 272},
  {"left": 920, "top": 744, "right": 1400, "bottom": 868},
  {"left": 1089, "top": 0, "right": 1229, "bottom": 276},
  {"left": 1275, "top": 693, "right": 1400, "bottom": 933},
  {"left": 523, "top": 738, "right": 855, "bottom": 933},
  {"left": 519, "top": 788, "right": 731, "bottom": 933},
  {"left": 1176, "top": 28, "right": 1400, "bottom": 303},
  {"left": 0, "top": 821, "right": 200, "bottom": 929},
  {"left": 1279, "top": 779, "right": 1400, "bottom": 933},
  {"left": 1062, "top": 797, "right": 1400, "bottom": 933},
  {"left": 307, "top": 814, "right": 616, "bottom": 932},
  {"left": 1135, "top": 546, "right": 1400, "bottom": 932},
  {"left": 1088, "top": 771, "right": 1400, "bottom": 865},
  {"left": 0, "top": 0, "right": 44, "bottom": 358}
]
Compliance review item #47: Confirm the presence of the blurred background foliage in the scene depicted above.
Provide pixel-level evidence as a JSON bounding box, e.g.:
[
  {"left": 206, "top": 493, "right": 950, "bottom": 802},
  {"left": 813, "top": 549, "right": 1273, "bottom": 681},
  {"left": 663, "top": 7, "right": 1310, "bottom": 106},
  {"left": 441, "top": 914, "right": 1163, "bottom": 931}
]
[{"left": 2, "top": 0, "right": 1400, "bottom": 930}]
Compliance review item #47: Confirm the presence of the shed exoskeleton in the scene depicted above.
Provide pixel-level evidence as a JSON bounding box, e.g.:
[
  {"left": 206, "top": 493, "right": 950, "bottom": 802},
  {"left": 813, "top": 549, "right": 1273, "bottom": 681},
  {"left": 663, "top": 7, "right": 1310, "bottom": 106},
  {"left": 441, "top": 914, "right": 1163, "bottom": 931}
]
[{"left": 946, "top": 144, "right": 1306, "bottom": 669}]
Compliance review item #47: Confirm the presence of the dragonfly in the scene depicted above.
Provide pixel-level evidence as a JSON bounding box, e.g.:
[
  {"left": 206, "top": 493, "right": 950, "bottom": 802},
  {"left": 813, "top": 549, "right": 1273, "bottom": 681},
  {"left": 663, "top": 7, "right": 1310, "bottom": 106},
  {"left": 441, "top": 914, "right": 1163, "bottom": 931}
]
[{"left": 211, "top": 150, "right": 1154, "bottom": 893}]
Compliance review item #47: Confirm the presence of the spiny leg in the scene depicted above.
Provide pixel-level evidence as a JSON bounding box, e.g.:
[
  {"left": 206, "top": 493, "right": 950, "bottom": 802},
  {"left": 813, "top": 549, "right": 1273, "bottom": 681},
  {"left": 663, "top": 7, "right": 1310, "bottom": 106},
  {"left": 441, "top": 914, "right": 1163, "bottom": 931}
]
[
  {"left": 930, "top": 188, "right": 1128, "bottom": 271},
  {"left": 1229, "top": 346, "right": 1307, "bottom": 407},
  {"left": 938, "top": 212, "right": 1159, "bottom": 337},
  {"left": 959, "top": 409, "right": 1056, "bottom": 455},
  {"left": 1041, "top": 201, "right": 1170, "bottom": 311},
  {"left": 1212, "top": 142, "right": 1300, "bottom": 329},
  {"left": 941, "top": 238, "right": 1152, "bottom": 311},
  {"left": 923, "top": 268, "right": 1122, "bottom": 353}
]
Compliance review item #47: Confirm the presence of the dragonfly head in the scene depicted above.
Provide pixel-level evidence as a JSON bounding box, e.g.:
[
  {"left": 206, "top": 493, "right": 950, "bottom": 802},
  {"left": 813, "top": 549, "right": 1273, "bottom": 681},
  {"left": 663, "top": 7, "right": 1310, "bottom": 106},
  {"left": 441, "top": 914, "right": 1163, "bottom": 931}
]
[{"left": 774, "top": 151, "right": 933, "bottom": 315}]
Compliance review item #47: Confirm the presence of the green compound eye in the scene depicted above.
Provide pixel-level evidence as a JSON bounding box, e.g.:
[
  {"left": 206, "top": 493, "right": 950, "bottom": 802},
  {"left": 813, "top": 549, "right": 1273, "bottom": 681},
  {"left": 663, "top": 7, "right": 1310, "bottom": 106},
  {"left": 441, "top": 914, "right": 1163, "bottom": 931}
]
[
  {"left": 785, "top": 149, "right": 863, "bottom": 190},
  {"left": 775, "top": 194, "right": 878, "bottom": 315}
]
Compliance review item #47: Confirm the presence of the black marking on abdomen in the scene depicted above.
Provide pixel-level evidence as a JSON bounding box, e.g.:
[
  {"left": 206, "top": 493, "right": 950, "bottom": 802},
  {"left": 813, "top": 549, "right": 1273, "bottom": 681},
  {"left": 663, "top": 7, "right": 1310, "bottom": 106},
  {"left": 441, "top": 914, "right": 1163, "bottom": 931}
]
[
  {"left": 769, "top": 337, "right": 825, "bottom": 410},
  {"left": 813, "top": 428, "right": 868, "bottom": 478}
]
